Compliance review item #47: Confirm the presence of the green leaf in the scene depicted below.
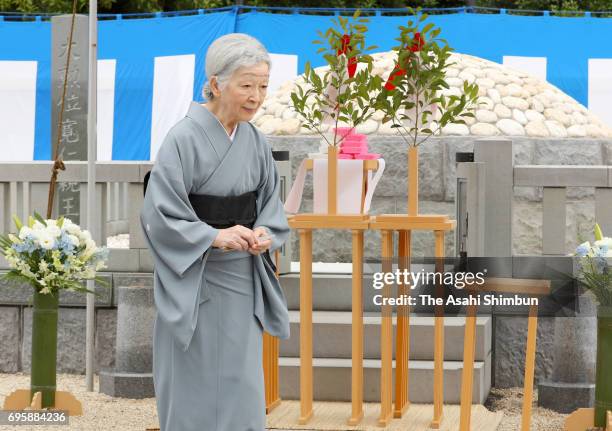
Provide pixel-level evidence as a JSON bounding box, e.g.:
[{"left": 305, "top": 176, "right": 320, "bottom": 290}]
[
  {"left": 595, "top": 223, "right": 604, "bottom": 241},
  {"left": 13, "top": 215, "right": 23, "bottom": 231},
  {"left": 33, "top": 212, "right": 47, "bottom": 227}
]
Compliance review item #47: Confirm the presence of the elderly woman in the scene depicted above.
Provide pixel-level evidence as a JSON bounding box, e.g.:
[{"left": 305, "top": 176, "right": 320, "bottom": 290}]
[{"left": 140, "top": 33, "right": 290, "bottom": 431}]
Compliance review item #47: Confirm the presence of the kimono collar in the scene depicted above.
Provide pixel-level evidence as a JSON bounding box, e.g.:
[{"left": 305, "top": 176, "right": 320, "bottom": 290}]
[{"left": 186, "top": 101, "right": 242, "bottom": 143}]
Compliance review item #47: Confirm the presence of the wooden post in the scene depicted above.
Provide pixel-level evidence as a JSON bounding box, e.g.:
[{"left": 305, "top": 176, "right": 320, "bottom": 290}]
[
  {"left": 394, "top": 230, "right": 411, "bottom": 418},
  {"left": 328, "top": 146, "right": 338, "bottom": 214},
  {"left": 431, "top": 230, "right": 445, "bottom": 429},
  {"left": 349, "top": 229, "right": 364, "bottom": 425},
  {"left": 408, "top": 146, "right": 419, "bottom": 216},
  {"left": 264, "top": 249, "right": 282, "bottom": 413},
  {"left": 459, "top": 303, "right": 478, "bottom": 431},
  {"left": 563, "top": 408, "right": 595, "bottom": 430},
  {"left": 378, "top": 229, "right": 394, "bottom": 427},
  {"left": 521, "top": 303, "right": 539, "bottom": 431},
  {"left": 299, "top": 229, "right": 313, "bottom": 424}
]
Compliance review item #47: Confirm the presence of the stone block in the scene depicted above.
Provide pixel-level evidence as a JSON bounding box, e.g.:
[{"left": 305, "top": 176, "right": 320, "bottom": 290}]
[
  {"left": 115, "top": 285, "right": 155, "bottom": 373},
  {"left": 22, "top": 307, "right": 86, "bottom": 373},
  {"left": 514, "top": 166, "right": 608, "bottom": 188},
  {"left": 538, "top": 381, "right": 595, "bottom": 413},
  {"left": 604, "top": 141, "right": 612, "bottom": 165},
  {"left": 95, "top": 308, "right": 117, "bottom": 373},
  {"left": 99, "top": 371, "right": 155, "bottom": 399},
  {"left": 0, "top": 274, "right": 111, "bottom": 306},
  {"left": 512, "top": 199, "right": 543, "bottom": 255},
  {"left": 514, "top": 186, "right": 541, "bottom": 202},
  {"left": 0, "top": 306, "right": 20, "bottom": 372},
  {"left": 138, "top": 248, "right": 154, "bottom": 272},
  {"left": 534, "top": 140, "right": 603, "bottom": 165},
  {"left": 112, "top": 273, "right": 153, "bottom": 306},
  {"left": 494, "top": 315, "right": 555, "bottom": 388},
  {"left": 106, "top": 248, "right": 140, "bottom": 273},
  {"left": 279, "top": 355, "right": 490, "bottom": 404},
  {"left": 513, "top": 138, "right": 535, "bottom": 165}
]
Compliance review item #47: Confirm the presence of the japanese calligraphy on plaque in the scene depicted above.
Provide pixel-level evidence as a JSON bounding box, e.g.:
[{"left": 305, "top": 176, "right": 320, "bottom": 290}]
[{"left": 51, "top": 15, "right": 88, "bottom": 224}]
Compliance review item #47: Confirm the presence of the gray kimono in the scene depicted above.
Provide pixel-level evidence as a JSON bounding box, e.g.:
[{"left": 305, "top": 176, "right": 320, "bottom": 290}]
[{"left": 140, "top": 102, "right": 290, "bottom": 431}]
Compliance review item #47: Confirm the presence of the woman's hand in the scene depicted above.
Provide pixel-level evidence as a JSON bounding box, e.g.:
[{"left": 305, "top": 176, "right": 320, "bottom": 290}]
[
  {"left": 248, "top": 226, "right": 272, "bottom": 256},
  {"left": 213, "top": 225, "right": 257, "bottom": 251}
]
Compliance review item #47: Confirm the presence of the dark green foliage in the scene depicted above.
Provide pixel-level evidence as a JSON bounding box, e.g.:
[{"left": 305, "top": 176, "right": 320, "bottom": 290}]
[{"left": 3, "top": 0, "right": 612, "bottom": 15}]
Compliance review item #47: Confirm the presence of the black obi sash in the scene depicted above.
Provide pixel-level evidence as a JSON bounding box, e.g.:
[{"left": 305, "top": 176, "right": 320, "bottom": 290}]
[{"left": 188, "top": 191, "right": 257, "bottom": 229}]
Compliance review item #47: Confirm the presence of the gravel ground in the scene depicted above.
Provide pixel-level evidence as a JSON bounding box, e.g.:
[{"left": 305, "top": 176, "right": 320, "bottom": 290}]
[
  {"left": 485, "top": 387, "right": 568, "bottom": 431},
  {"left": 0, "top": 372, "right": 158, "bottom": 431},
  {"left": 0, "top": 372, "right": 573, "bottom": 431}
]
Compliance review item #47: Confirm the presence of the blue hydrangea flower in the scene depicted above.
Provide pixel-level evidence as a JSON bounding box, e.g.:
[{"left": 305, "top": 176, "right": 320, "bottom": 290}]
[{"left": 576, "top": 242, "right": 591, "bottom": 257}]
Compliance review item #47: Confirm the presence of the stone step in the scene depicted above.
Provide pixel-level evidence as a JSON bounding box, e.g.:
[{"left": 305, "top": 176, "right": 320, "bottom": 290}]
[
  {"left": 279, "top": 268, "right": 461, "bottom": 313},
  {"left": 281, "top": 311, "right": 492, "bottom": 361},
  {"left": 279, "top": 356, "right": 492, "bottom": 404}
]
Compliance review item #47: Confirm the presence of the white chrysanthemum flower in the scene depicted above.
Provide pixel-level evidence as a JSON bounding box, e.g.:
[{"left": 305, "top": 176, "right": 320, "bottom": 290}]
[
  {"left": 38, "top": 234, "right": 55, "bottom": 250},
  {"left": 67, "top": 234, "right": 80, "bottom": 247},
  {"left": 80, "top": 230, "right": 92, "bottom": 242},
  {"left": 32, "top": 221, "right": 45, "bottom": 231},
  {"left": 18, "top": 226, "right": 33, "bottom": 240},
  {"left": 64, "top": 222, "right": 80, "bottom": 236},
  {"left": 594, "top": 237, "right": 612, "bottom": 248},
  {"left": 85, "top": 238, "right": 96, "bottom": 250},
  {"left": 46, "top": 225, "right": 61, "bottom": 238}
]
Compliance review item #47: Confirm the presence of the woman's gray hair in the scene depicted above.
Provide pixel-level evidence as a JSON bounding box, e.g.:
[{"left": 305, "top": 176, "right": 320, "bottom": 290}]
[{"left": 202, "top": 33, "right": 271, "bottom": 101}]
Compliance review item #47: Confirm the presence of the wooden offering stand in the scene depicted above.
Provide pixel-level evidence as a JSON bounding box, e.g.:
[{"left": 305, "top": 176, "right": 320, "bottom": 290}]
[
  {"left": 263, "top": 250, "right": 282, "bottom": 413},
  {"left": 370, "top": 145, "right": 455, "bottom": 428},
  {"left": 3, "top": 389, "right": 82, "bottom": 415},
  {"left": 564, "top": 409, "right": 612, "bottom": 430},
  {"left": 458, "top": 278, "right": 551, "bottom": 431},
  {"left": 287, "top": 152, "right": 380, "bottom": 426},
  {"left": 370, "top": 214, "right": 454, "bottom": 428}
]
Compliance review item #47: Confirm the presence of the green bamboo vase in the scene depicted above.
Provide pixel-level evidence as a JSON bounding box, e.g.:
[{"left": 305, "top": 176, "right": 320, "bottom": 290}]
[
  {"left": 595, "top": 306, "right": 612, "bottom": 426},
  {"left": 30, "top": 289, "right": 59, "bottom": 408}
]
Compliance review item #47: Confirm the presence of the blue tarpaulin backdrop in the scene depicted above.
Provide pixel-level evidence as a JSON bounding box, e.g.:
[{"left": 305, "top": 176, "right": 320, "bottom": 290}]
[{"left": 1, "top": 9, "right": 611, "bottom": 160}]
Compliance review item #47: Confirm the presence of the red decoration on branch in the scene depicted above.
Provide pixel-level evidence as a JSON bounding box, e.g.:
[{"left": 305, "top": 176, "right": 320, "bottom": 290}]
[
  {"left": 337, "top": 34, "right": 357, "bottom": 78},
  {"left": 383, "top": 32, "right": 425, "bottom": 91},
  {"left": 410, "top": 32, "right": 425, "bottom": 52}
]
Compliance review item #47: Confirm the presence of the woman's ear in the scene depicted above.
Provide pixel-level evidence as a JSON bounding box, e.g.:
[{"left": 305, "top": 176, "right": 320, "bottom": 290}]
[{"left": 210, "top": 76, "right": 222, "bottom": 98}]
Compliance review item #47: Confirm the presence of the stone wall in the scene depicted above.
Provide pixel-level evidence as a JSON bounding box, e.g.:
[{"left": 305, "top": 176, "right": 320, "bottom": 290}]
[
  {"left": 269, "top": 136, "right": 612, "bottom": 262},
  {"left": 0, "top": 274, "right": 152, "bottom": 374}
]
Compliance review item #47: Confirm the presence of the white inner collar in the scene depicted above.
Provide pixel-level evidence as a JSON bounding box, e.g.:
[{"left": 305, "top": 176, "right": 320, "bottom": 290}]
[{"left": 201, "top": 104, "right": 237, "bottom": 141}]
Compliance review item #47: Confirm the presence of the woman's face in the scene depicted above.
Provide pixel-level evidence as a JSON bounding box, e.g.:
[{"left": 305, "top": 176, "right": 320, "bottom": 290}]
[{"left": 214, "top": 62, "right": 269, "bottom": 123}]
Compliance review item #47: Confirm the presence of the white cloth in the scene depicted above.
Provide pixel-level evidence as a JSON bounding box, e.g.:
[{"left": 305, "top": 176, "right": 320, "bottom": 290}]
[{"left": 284, "top": 158, "right": 386, "bottom": 214}]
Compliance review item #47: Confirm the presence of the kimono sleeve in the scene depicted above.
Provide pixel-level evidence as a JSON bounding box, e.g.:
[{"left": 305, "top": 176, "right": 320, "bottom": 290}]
[
  {"left": 140, "top": 131, "right": 219, "bottom": 277},
  {"left": 253, "top": 137, "right": 290, "bottom": 254}
]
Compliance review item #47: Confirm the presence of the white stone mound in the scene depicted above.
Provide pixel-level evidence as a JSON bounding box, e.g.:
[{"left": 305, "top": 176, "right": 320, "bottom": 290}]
[{"left": 254, "top": 52, "right": 612, "bottom": 138}]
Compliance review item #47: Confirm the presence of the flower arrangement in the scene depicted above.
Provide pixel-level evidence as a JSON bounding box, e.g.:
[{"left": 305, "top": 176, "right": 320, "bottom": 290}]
[
  {"left": 0, "top": 213, "right": 109, "bottom": 295},
  {"left": 575, "top": 223, "right": 612, "bottom": 306}
]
